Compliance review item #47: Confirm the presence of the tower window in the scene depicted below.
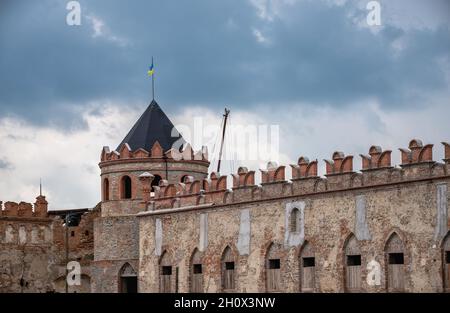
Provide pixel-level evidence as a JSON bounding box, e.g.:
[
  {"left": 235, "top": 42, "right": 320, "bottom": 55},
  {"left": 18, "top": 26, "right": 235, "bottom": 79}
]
[
  {"left": 152, "top": 175, "right": 162, "bottom": 192},
  {"left": 121, "top": 176, "right": 132, "bottom": 199},
  {"left": 103, "top": 178, "right": 110, "bottom": 201}
]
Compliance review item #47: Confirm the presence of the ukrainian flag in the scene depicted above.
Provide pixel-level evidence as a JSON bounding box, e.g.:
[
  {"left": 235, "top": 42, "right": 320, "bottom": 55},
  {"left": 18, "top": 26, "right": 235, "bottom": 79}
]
[{"left": 147, "top": 61, "right": 154, "bottom": 77}]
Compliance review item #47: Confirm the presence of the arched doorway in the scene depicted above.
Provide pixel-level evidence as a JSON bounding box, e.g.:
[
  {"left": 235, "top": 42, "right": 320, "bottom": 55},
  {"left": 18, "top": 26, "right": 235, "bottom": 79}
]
[
  {"left": 190, "top": 248, "right": 203, "bottom": 293},
  {"left": 443, "top": 232, "right": 450, "bottom": 292},
  {"left": 344, "top": 234, "right": 361, "bottom": 292},
  {"left": 385, "top": 232, "right": 405, "bottom": 292},
  {"left": 221, "top": 246, "right": 236, "bottom": 291},
  {"left": 299, "top": 241, "right": 315, "bottom": 292},
  {"left": 119, "top": 263, "right": 137, "bottom": 293},
  {"left": 266, "top": 243, "right": 283, "bottom": 292}
]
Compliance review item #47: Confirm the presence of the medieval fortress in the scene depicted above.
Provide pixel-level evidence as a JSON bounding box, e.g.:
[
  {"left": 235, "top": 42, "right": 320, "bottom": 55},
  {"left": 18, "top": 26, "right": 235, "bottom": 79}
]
[{"left": 1, "top": 100, "right": 449, "bottom": 293}]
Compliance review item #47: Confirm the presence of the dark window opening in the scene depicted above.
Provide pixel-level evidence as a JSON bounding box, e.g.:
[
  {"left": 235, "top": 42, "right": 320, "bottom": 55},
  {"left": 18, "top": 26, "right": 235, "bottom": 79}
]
[
  {"left": 84, "top": 230, "right": 89, "bottom": 236},
  {"left": 389, "top": 253, "right": 404, "bottom": 265},
  {"left": 193, "top": 264, "right": 202, "bottom": 274},
  {"left": 120, "top": 277, "right": 137, "bottom": 293},
  {"left": 180, "top": 175, "right": 188, "bottom": 183},
  {"left": 225, "top": 262, "right": 235, "bottom": 270},
  {"left": 446, "top": 251, "right": 450, "bottom": 264},
  {"left": 70, "top": 231, "right": 75, "bottom": 237},
  {"left": 347, "top": 255, "right": 361, "bottom": 266},
  {"left": 103, "top": 178, "right": 109, "bottom": 201},
  {"left": 162, "top": 266, "right": 172, "bottom": 275},
  {"left": 303, "top": 257, "right": 315, "bottom": 268},
  {"left": 122, "top": 176, "right": 132, "bottom": 199},
  {"left": 152, "top": 175, "right": 162, "bottom": 192},
  {"left": 268, "top": 259, "right": 280, "bottom": 269},
  {"left": 175, "top": 267, "right": 179, "bottom": 293}
]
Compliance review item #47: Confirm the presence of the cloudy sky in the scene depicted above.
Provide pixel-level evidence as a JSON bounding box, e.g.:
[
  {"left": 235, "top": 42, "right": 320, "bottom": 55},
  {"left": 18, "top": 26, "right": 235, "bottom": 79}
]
[{"left": 0, "top": 0, "right": 449, "bottom": 209}]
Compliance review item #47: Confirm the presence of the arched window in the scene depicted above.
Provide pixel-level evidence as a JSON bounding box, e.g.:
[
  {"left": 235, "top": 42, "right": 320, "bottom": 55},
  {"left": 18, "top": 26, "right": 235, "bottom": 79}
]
[
  {"left": 180, "top": 175, "right": 188, "bottom": 183},
  {"left": 344, "top": 234, "right": 361, "bottom": 292},
  {"left": 266, "top": 243, "right": 283, "bottom": 292},
  {"left": 290, "top": 208, "right": 300, "bottom": 233},
  {"left": 221, "top": 246, "right": 235, "bottom": 291},
  {"left": 119, "top": 263, "right": 137, "bottom": 293},
  {"left": 190, "top": 248, "right": 203, "bottom": 293},
  {"left": 103, "top": 178, "right": 110, "bottom": 201},
  {"left": 152, "top": 175, "right": 162, "bottom": 192},
  {"left": 121, "top": 176, "right": 132, "bottom": 199},
  {"left": 385, "top": 232, "right": 405, "bottom": 292},
  {"left": 443, "top": 232, "right": 450, "bottom": 292},
  {"left": 160, "top": 251, "right": 173, "bottom": 293},
  {"left": 300, "top": 241, "right": 315, "bottom": 292}
]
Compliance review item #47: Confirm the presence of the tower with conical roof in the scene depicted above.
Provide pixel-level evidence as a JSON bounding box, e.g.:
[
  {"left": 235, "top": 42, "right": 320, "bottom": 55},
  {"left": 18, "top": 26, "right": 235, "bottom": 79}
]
[{"left": 92, "top": 99, "right": 209, "bottom": 292}]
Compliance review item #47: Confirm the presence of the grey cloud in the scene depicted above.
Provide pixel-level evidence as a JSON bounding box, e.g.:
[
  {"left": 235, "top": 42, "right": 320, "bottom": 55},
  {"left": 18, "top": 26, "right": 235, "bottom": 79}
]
[{"left": 0, "top": 0, "right": 448, "bottom": 128}]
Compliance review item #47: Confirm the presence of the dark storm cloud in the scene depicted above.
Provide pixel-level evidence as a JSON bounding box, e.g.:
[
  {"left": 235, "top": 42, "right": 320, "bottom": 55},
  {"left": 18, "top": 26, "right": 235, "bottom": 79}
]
[{"left": 0, "top": 0, "right": 448, "bottom": 127}]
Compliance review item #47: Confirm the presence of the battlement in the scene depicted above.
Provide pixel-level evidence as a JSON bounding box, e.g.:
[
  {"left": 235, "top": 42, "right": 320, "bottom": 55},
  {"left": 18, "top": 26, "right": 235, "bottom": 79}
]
[
  {"left": 100, "top": 141, "right": 209, "bottom": 164},
  {"left": 140, "top": 139, "right": 450, "bottom": 211},
  {"left": 0, "top": 195, "right": 48, "bottom": 218}
]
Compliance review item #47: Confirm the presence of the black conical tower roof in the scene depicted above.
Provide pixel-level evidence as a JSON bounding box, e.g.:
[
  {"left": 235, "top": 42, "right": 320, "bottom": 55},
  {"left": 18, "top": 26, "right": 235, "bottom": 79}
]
[{"left": 117, "top": 100, "right": 185, "bottom": 152}]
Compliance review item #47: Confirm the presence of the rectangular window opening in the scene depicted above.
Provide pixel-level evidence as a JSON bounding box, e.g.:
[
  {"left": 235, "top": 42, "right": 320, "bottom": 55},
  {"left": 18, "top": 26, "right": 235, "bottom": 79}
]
[
  {"left": 193, "top": 264, "right": 202, "bottom": 274},
  {"left": 162, "top": 266, "right": 172, "bottom": 275},
  {"left": 446, "top": 251, "right": 450, "bottom": 264},
  {"left": 389, "top": 253, "right": 404, "bottom": 265},
  {"left": 347, "top": 255, "right": 361, "bottom": 266},
  {"left": 303, "top": 257, "right": 315, "bottom": 268},
  {"left": 268, "top": 259, "right": 280, "bottom": 269},
  {"left": 225, "top": 262, "right": 235, "bottom": 270}
]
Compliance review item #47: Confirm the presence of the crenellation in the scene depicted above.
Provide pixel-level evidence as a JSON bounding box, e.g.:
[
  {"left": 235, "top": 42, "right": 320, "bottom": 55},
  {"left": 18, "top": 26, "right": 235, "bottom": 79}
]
[
  {"left": 360, "top": 146, "right": 392, "bottom": 170},
  {"left": 141, "top": 139, "right": 450, "bottom": 213},
  {"left": 3, "top": 202, "right": 19, "bottom": 216},
  {"left": 443, "top": 142, "right": 450, "bottom": 164},
  {"left": 291, "top": 156, "right": 318, "bottom": 179},
  {"left": 17, "top": 202, "right": 33, "bottom": 217}
]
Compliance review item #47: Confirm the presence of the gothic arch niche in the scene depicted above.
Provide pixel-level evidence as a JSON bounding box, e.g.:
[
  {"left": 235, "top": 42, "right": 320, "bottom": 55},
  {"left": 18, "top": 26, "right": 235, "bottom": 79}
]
[
  {"left": 121, "top": 176, "right": 132, "bottom": 199},
  {"left": 159, "top": 251, "right": 173, "bottom": 293},
  {"left": 265, "top": 242, "right": 283, "bottom": 292},
  {"left": 385, "top": 232, "right": 405, "bottom": 292},
  {"left": 290, "top": 208, "right": 300, "bottom": 233},
  {"left": 221, "top": 246, "right": 236, "bottom": 291},
  {"left": 299, "top": 241, "right": 315, "bottom": 292},
  {"left": 119, "top": 263, "right": 137, "bottom": 293},
  {"left": 344, "top": 234, "right": 362, "bottom": 292},
  {"left": 190, "top": 248, "right": 203, "bottom": 293},
  {"left": 103, "top": 178, "right": 110, "bottom": 201},
  {"left": 443, "top": 232, "right": 450, "bottom": 292}
]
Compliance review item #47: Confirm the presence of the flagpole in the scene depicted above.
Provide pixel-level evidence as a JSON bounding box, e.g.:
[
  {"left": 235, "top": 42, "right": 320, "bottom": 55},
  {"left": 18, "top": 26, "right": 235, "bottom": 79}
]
[{"left": 152, "top": 57, "right": 155, "bottom": 100}]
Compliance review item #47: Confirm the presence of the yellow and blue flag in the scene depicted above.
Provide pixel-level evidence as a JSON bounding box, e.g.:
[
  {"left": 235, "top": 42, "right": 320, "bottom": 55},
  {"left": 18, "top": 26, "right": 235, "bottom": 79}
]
[{"left": 147, "top": 61, "right": 154, "bottom": 77}]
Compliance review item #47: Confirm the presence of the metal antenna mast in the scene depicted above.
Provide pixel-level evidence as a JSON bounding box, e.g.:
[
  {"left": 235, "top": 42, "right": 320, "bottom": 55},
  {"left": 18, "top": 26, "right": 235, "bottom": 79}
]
[{"left": 217, "top": 108, "right": 230, "bottom": 173}]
